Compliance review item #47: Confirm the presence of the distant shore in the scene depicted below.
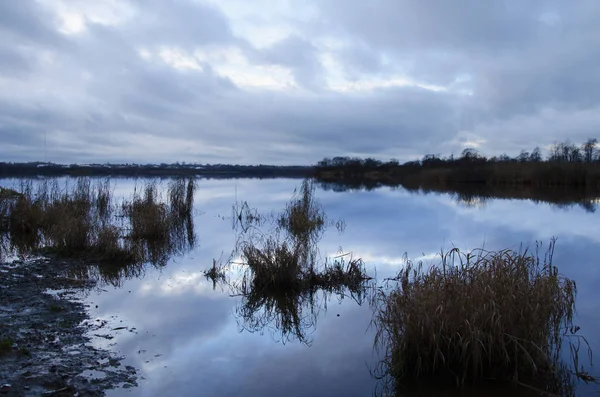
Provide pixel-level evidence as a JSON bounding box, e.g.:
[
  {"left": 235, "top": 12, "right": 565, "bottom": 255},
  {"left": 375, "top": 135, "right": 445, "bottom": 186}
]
[{"left": 0, "top": 162, "right": 313, "bottom": 178}]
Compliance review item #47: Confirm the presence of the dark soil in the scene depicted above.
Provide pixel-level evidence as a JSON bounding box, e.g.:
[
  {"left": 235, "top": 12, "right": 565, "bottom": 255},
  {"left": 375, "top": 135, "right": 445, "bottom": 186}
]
[{"left": 0, "top": 257, "right": 137, "bottom": 396}]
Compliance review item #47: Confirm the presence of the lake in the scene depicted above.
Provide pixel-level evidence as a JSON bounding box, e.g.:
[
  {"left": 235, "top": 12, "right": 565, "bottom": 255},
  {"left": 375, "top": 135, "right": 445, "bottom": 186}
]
[{"left": 2, "top": 177, "right": 599, "bottom": 396}]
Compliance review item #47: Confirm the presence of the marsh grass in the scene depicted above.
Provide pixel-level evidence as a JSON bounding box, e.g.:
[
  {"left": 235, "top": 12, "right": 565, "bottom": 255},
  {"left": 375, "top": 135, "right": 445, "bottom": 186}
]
[
  {"left": 235, "top": 250, "right": 371, "bottom": 344},
  {"left": 0, "top": 178, "right": 196, "bottom": 271},
  {"left": 240, "top": 180, "right": 362, "bottom": 290},
  {"left": 123, "top": 183, "right": 171, "bottom": 242},
  {"left": 236, "top": 180, "right": 368, "bottom": 293},
  {"left": 372, "top": 240, "right": 588, "bottom": 394},
  {"left": 315, "top": 254, "right": 371, "bottom": 296},
  {"left": 236, "top": 229, "right": 371, "bottom": 343},
  {"left": 277, "top": 179, "right": 325, "bottom": 240},
  {"left": 226, "top": 180, "right": 371, "bottom": 343}
]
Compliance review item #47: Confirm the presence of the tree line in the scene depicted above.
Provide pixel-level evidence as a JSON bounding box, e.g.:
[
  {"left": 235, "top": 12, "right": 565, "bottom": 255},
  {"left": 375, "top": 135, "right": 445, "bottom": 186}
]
[
  {"left": 314, "top": 138, "right": 600, "bottom": 189},
  {"left": 317, "top": 138, "right": 600, "bottom": 171}
]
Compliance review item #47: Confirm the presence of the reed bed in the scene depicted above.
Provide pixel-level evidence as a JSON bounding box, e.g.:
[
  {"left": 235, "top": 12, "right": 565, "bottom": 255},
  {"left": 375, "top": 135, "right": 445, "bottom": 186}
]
[
  {"left": 372, "top": 240, "right": 581, "bottom": 393},
  {"left": 0, "top": 178, "right": 196, "bottom": 268}
]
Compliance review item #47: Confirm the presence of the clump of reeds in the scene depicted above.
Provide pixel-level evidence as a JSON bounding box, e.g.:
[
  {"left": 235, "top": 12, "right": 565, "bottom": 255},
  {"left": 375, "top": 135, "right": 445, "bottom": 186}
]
[
  {"left": 277, "top": 179, "right": 325, "bottom": 240},
  {"left": 240, "top": 236, "right": 370, "bottom": 305},
  {"left": 372, "top": 240, "right": 581, "bottom": 392},
  {"left": 3, "top": 179, "right": 103, "bottom": 255},
  {"left": 123, "top": 183, "right": 171, "bottom": 242},
  {"left": 0, "top": 178, "right": 196, "bottom": 270},
  {"left": 41, "top": 179, "right": 95, "bottom": 253},
  {"left": 169, "top": 178, "right": 195, "bottom": 219},
  {"left": 225, "top": 180, "right": 372, "bottom": 344},
  {"left": 315, "top": 254, "right": 371, "bottom": 296},
  {"left": 236, "top": 247, "right": 372, "bottom": 344},
  {"left": 242, "top": 237, "right": 305, "bottom": 292},
  {"left": 120, "top": 179, "right": 196, "bottom": 266}
]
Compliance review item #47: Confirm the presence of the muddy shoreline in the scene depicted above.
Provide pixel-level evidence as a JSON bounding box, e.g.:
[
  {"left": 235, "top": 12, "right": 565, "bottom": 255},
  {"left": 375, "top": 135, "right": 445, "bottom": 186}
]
[{"left": 0, "top": 257, "right": 137, "bottom": 396}]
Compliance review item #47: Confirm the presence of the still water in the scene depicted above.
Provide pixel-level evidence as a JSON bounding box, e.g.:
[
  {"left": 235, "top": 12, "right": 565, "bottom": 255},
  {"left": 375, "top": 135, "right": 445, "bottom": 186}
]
[{"left": 5, "top": 177, "right": 600, "bottom": 396}]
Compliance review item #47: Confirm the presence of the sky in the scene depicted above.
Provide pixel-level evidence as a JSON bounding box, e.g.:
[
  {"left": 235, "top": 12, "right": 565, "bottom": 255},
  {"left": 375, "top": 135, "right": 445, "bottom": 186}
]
[{"left": 1, "top": 0, "right": 600, "bottom": 165}]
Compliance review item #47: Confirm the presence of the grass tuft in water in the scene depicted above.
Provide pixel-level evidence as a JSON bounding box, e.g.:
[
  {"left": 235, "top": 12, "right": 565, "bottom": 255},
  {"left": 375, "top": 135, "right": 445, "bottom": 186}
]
[
  {"left": 277, "top": 179, "right": 325, "bottom": 240},
  {"left": 372, "top": 239, "right": 583, "bottom": 393}
]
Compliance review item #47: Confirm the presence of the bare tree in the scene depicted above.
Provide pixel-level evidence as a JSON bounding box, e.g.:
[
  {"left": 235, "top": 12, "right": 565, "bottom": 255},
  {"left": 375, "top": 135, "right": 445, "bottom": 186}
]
[{"left": 582, "top": 138, "right": 598, "bottom": 163}]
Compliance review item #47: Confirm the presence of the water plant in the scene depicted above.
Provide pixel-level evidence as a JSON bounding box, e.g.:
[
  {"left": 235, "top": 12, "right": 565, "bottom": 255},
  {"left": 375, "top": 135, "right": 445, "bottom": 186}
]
[
  {"left": 0, "top": 178, "right": 196, "bottom": 271},
  {"left": 372, "top": 240, "right": 588, "bottom": 394}
]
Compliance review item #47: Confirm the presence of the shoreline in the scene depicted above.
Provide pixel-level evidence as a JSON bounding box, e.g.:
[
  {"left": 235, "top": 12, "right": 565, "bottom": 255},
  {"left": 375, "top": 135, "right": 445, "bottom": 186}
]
[{"left": 0, "top": 256, "right": 137, "bottom": 396}]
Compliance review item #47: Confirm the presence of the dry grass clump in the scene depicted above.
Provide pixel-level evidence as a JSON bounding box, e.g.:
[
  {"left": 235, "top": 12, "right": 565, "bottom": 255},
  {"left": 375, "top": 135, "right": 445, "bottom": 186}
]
[
  {"left": 0, "top": 178, "right": 196, "bottom": 269},
  {"left": 123, "top": 183, "right": 171, "bottom": 242},
  {"left": 1, "top": 179, "right": 110, "bottom": 255},
  {"left": 236, "top": 248, "right": 371, "bottom": 344},
  {"left": 235, "top": 179, "right": 370, "bottom": 337},
  {"left": 241, "top": 236, "right": 370, "bottom": 304},
  {"left": 121, "top": 180, "right": 196, "bottom": 266},
  {"left": 242, "top": 238, "right": 305, "bottom": 292},
  {"left": 169, "top": 178, "right": 195, "bottom": 219},
  {"left": 373, "top": 240, "right": 581, "bottom": 392},
  {"left": 314, "top": 255, "right": 371, "bottom": 295},
  {"left": 277, "top": 179, "right": 325, "bottom": 240},
  {"left": 211, "top": 179, "right": 373, "bottom": 345}
]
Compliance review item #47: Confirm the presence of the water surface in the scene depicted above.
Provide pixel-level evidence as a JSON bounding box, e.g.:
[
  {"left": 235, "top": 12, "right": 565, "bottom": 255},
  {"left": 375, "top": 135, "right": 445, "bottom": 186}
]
[{"left": 3, "top": 177, "right": 599, "bottom": 396}]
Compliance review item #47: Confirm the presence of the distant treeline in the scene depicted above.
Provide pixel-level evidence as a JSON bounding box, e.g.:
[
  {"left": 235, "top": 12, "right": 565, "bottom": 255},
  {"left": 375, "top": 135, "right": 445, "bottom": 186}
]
[
  {"left": 314, "top": 138, "right": 600, "bottom": 189},
  {"left": 0, "top": 162, "right": 314, "bottom": 178}
]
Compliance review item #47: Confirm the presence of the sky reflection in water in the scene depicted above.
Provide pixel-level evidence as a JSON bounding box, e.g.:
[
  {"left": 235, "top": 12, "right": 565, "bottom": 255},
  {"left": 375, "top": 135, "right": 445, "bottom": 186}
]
[{"left": 13, "top": 178, "right": 596, "bottom": 396}]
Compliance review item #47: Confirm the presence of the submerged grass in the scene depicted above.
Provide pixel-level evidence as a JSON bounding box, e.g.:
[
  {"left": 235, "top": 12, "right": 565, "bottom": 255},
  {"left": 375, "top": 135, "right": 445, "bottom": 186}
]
[{"left": 372, "top": 239, "right": 583, "bottom": 393}]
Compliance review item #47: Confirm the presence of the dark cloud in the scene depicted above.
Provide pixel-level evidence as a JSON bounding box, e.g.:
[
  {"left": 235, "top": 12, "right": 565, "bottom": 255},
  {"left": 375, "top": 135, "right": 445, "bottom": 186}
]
[{"left": 0, "top": 0, "right": 64, "bottom": 46}]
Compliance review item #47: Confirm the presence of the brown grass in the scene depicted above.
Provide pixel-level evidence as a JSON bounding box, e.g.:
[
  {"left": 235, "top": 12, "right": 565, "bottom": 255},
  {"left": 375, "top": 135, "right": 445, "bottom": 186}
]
[
  {"left": 277, "top": 179, "right": 325, "bottom": 240},
  {"left": 123, "top": 183, "right": 171, "bottom": 242},
  {"left": 0, "top": 178, "right": 196, "bottom": 269},
  {"left": 238, "top": 179, "right": 369, "bottom": 305},
  {"left": 372, "top": 240, "right": 583, "bottom": 394}
]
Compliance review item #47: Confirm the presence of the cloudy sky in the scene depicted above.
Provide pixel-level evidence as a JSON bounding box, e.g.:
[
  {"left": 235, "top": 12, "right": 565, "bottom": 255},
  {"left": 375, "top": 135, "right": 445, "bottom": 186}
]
[{"left": 1, "top": 0, "right": 600, "bottom": 165}]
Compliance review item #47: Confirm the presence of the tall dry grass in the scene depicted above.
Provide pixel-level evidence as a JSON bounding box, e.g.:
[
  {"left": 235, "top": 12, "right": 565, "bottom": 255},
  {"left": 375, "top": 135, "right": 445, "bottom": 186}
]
[
  {"left": 372, "top": 240, "right": 583, "bottom": 394},
  {"left": 277, "top": 179, "right": 325, "bottom": 241},
  {"left": 0, "top": 178, "right": 196, "bottom": 270}
]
